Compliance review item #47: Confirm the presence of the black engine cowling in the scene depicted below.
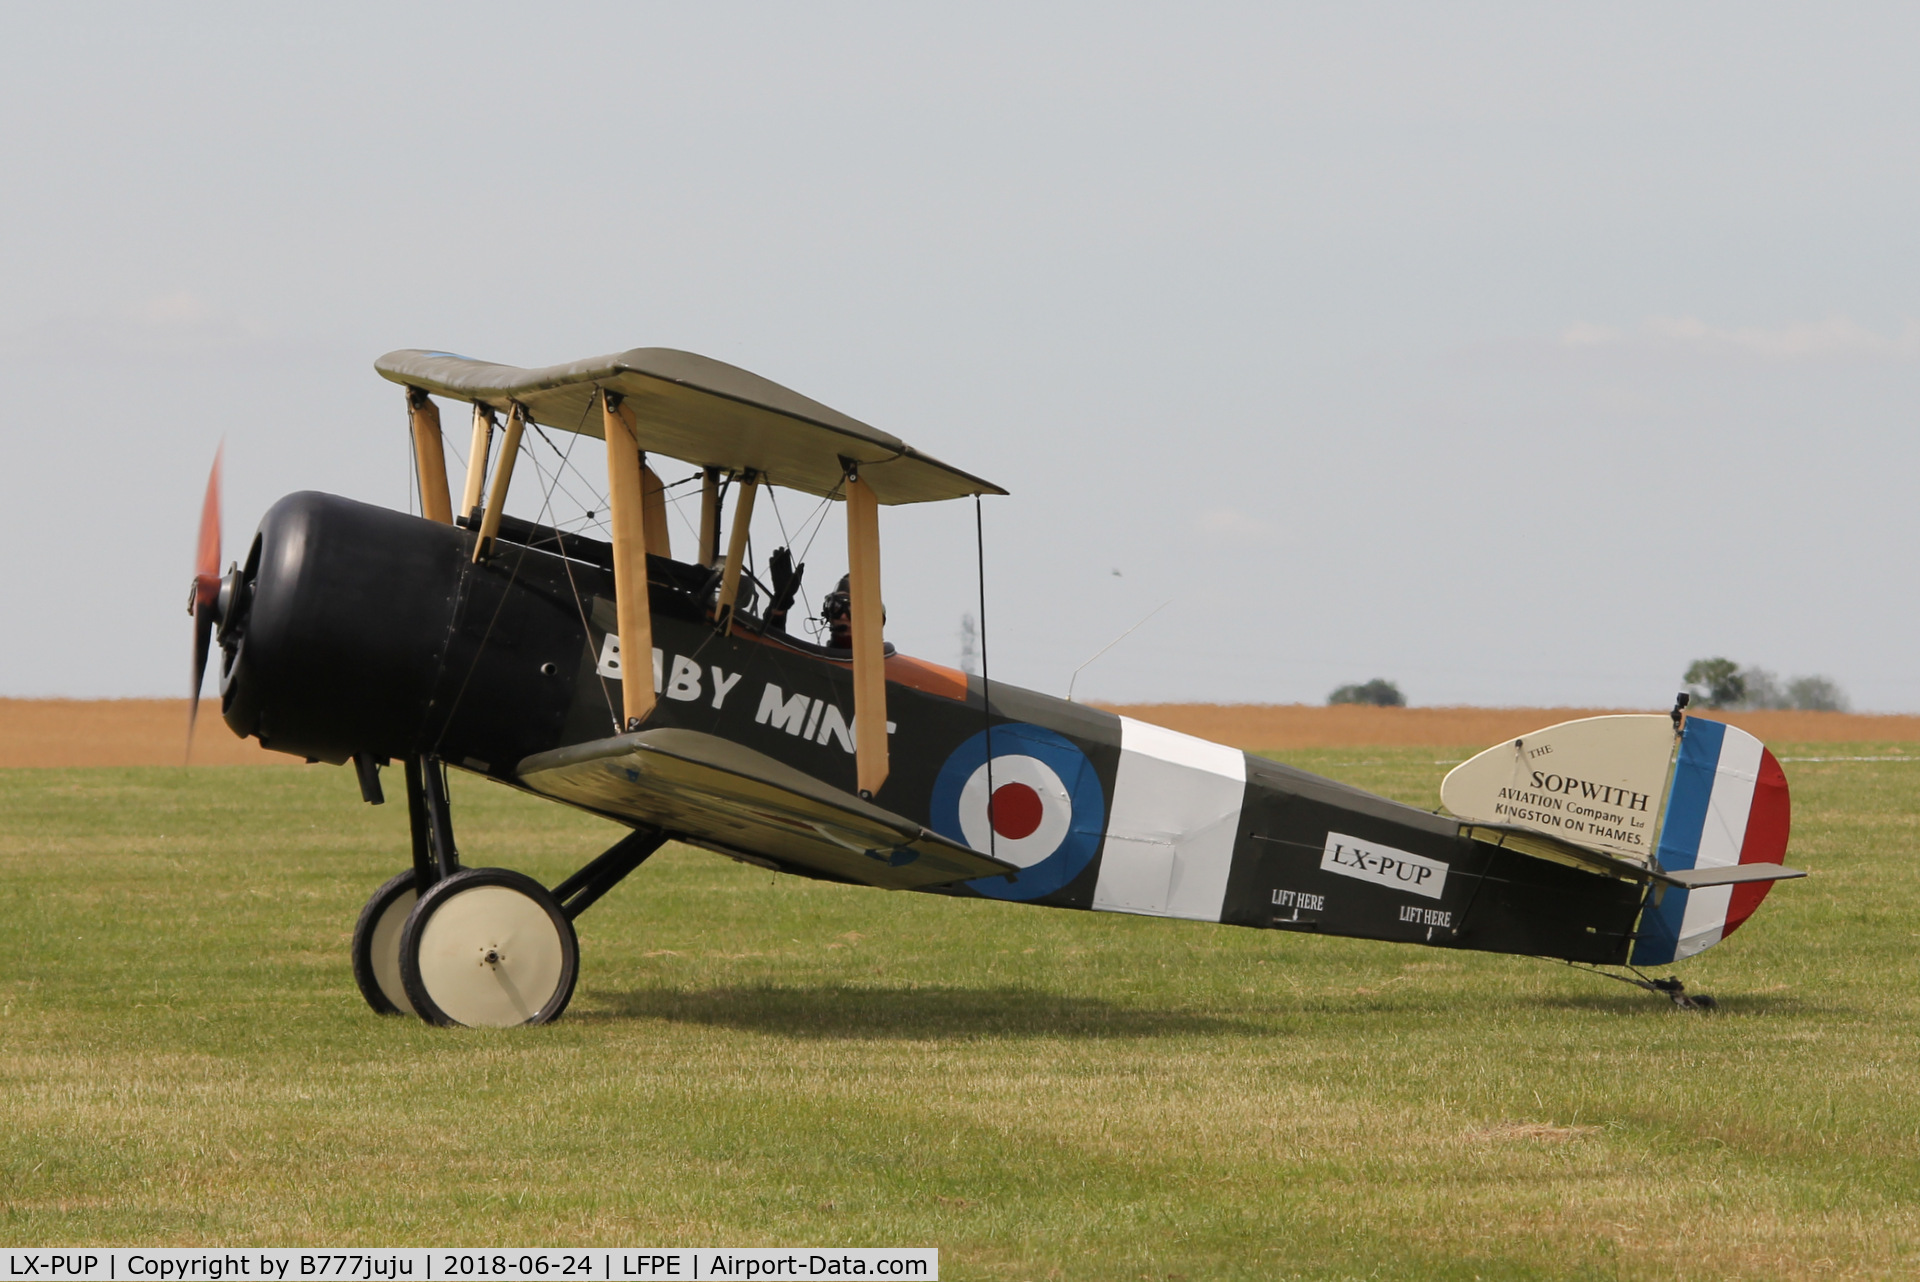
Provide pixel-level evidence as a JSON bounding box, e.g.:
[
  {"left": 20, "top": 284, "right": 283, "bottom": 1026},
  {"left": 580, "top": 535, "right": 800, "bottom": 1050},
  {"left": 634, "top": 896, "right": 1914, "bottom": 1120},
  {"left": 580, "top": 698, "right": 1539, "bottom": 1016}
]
[{"left": 219, "top": 491, "right": 467, "bottom": 763}]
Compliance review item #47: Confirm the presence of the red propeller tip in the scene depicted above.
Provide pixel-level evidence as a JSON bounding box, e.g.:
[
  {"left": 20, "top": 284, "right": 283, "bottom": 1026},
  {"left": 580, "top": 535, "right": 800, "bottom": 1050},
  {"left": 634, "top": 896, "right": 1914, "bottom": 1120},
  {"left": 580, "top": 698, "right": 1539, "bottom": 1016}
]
[{"left": 196, "top": 448, "right": 223, "bottom": 583}]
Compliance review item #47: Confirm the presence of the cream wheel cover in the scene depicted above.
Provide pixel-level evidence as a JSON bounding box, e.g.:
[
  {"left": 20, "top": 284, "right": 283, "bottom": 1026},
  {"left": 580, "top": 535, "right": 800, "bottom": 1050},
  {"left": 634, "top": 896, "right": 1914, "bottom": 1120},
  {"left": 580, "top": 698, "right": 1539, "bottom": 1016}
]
[
  {"left": 415, "top": 884, "right": 565, "bottom": 1027},
  {"left": 369, "top": 886, "right": 417, "bottom": 1016}
]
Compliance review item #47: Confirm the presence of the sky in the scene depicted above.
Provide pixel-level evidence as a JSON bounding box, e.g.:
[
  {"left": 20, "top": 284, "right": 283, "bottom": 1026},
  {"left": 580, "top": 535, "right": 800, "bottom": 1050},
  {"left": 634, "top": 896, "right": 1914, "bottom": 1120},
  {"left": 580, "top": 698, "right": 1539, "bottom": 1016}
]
[{"left": 3, "top": 3, "right": 1917, "bottom": 710}]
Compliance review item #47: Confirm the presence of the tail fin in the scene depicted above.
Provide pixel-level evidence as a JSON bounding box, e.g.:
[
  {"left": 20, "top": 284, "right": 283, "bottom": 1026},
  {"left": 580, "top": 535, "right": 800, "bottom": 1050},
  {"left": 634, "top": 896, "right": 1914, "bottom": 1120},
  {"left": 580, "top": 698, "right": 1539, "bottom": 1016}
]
[
  {"left": 1440, "top": 713, "right": 1796, "bottom": 964},
  {"left": 1630, "top": 718, "right": 1792, "bottom": 964},
  {"left": 1441, "top": 714, "right": 1673, "bottom": 864}
]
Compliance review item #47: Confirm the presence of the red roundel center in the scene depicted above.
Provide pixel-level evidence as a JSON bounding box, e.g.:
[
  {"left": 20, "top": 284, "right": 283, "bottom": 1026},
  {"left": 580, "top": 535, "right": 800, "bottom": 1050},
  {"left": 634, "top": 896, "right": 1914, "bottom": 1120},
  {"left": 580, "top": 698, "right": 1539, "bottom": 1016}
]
[{"left": 989, "top": 782, "right": 1045, "bottom": 840}]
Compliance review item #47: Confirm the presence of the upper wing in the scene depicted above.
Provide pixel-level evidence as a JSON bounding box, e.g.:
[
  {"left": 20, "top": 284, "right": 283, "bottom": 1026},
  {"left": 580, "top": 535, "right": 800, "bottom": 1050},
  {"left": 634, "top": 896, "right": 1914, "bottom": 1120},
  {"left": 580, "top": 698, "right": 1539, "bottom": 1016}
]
[
  {"left": 516, "top": 727, "right": 1019, "bottom": 891},
  {"left": 374, "top": 347, "right": 1004, "bottom": 505}
]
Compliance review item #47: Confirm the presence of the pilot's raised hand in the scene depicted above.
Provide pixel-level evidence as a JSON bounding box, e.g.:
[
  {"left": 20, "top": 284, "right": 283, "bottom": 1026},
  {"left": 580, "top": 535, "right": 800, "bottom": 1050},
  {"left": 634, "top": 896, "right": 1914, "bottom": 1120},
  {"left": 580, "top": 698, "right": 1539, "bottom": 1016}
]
[{"left": 766, "top": 546, "right": 804, "bottom": 633}]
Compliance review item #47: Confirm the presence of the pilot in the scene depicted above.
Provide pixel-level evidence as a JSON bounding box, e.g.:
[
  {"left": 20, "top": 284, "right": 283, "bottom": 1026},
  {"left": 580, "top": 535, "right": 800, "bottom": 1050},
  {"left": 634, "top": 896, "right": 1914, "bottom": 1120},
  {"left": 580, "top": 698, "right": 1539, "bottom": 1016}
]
[
  {"left": 821, "top": 575, "right": 887, "bottom": 650},
  {"left": 822, "top": 575, "right": 853, "bottom": 650}
]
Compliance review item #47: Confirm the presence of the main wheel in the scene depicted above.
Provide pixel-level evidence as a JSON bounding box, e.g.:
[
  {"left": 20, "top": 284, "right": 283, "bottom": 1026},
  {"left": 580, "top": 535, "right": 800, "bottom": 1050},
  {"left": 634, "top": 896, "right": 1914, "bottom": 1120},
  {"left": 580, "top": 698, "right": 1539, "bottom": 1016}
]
[
  {"left": 351, "top": 870, "right": 419, "bottom": 1016},
  {"left": 398, "top": 868, "right": 579, "bottom": 1027}
]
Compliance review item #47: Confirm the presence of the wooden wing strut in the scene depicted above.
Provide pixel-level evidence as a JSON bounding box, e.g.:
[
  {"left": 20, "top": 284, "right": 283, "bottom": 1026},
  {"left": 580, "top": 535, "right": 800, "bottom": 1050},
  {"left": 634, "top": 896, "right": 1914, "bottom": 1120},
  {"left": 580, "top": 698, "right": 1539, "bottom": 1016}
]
[
  {"left": 460, "top": 402, "right": 495, "bottom": 523},
  {"left": 846, "top": 468, "right": 888, "bottom": 797},
  {"left": 641, "top": 464, "right": 672, "bottom": 560},
  {"left": 698, "top": 467, "right": 721, "bottom": 567},
  {"left": 473, "top": 403, "right": 526, "bottom": 562},
  {"left": 406, "top": 387, "right": 453, "bottom": 524},
  {"left": 716, "top": 471, "right": 759, "bottom": 627},
  {"left": 602, "top": 392, "right": 656, "bottom": 729}
]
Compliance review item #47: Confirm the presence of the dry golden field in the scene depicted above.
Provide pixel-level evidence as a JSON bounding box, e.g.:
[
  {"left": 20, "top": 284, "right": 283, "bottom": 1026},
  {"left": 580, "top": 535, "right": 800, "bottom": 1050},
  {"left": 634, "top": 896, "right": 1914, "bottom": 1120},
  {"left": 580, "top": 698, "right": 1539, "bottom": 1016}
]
[
  {"left": 0, "top": 698, "right": 285, "bottom": 767},
  {"left": 1, "top": 697, "right": 1916, "bottom": 767},
  {"left": 1098, "top": 702, "right": 1920, "bottom": 749}
]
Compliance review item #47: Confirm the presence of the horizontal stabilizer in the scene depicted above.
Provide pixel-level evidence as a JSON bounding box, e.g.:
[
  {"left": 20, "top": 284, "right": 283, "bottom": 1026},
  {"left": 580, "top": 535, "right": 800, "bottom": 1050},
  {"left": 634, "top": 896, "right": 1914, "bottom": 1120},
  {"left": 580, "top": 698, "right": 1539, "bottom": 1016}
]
[
  {"left": 1661, "top": 862, "right": 1805, "bottom": 889},
  {"left": 516, "top": 728, "right": 1020, "bottom": 891}
]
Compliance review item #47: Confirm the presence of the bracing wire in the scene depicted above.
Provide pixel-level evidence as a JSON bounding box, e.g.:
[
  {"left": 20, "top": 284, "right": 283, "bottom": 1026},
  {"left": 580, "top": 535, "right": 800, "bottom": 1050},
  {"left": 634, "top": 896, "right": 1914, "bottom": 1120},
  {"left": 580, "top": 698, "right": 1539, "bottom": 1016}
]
[
  {"left": 763, "top": 481, "right": 840, "bottom": 638},
  {"left": 405, "top": 400, "right": 421, "bottom": 518},
  {"left": 976, "top": 494, "right": 996, "bottom": 865},
  {"left": 525, "top": 425, "right": 611, "bottom": 538},
  {"left": 1066, "top": 598, "right": 1176, "bottom": 702},
  {"left": 444, "top": 426, "right": 468, "bottom": 478},
  {"left": 520, "top": 403, "right": 619, "bottom": 730},
  {"left": 662, "top": 469, "right": 707, "bottom": 553},
  {"left": 432, "top": 405, "right": 622, "bottom": 750},
  {"left": 793, "top": 482, "right": 842, "bottom": 565}
]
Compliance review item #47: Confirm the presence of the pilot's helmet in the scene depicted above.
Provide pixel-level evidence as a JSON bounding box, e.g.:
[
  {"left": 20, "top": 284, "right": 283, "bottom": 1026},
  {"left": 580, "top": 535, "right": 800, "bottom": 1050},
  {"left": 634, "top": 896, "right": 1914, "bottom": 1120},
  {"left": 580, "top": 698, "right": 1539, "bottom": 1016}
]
[{"left": 822, "top": 574, "right": 851, "bottom": 622}]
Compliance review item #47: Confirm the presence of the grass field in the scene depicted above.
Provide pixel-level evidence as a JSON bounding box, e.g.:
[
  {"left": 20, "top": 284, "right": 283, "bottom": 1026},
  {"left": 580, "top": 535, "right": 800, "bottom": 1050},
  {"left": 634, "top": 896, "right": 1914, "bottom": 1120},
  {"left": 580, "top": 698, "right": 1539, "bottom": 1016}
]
[{"left": 2, "top": 746, "right": 1917, "bottom": 1278}]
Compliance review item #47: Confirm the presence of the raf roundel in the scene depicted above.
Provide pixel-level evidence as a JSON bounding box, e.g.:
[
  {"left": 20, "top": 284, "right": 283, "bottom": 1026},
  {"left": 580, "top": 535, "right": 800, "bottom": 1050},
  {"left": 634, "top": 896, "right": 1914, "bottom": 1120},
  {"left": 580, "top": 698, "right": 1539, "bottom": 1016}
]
[{"left": 929, "top": 724, "right": 1106, "bottom": 901}]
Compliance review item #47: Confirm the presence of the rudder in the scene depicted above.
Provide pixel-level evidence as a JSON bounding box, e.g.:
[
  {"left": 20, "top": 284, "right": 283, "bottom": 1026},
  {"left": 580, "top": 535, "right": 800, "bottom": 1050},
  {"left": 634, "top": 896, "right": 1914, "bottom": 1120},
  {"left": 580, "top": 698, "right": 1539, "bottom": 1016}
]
[{"left": 1631, "top": 718, "right": 1792, "bottom": 965}]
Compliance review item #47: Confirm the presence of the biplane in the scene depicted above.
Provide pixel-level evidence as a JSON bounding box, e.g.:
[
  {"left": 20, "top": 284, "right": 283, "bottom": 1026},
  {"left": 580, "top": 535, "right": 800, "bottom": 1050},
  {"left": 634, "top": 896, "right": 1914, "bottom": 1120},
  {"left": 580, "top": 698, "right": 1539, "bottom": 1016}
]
[{"left": 186, "top": 348, "right": 1804, "bottom": 1026}]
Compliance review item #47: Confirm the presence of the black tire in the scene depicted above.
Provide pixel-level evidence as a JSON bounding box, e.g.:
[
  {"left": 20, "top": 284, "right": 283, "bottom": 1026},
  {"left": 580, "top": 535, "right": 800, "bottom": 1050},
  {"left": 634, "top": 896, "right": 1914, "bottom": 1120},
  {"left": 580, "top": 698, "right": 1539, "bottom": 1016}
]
[
  {"left": 399, "top": 867, "right": 579, "bottom": 1027},
  {"left": 351, "top": 869, "right": 420, "bottom": 1016}
]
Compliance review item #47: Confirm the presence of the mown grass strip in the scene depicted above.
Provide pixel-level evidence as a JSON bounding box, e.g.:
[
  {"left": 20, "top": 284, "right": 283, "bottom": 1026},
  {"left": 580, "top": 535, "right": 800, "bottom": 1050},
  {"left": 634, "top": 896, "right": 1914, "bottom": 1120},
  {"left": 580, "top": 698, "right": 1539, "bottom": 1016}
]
[{"left": 0, "top": 746, "right": 1914, "bottom": 1278}]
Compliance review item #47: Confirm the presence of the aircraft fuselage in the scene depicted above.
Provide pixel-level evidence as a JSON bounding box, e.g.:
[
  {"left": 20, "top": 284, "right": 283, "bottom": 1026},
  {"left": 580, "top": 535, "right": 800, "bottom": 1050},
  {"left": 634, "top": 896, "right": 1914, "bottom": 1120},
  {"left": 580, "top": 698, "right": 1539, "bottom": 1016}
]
[{"left": 218, "top": 491, "right": 1646, "bottom": 966}]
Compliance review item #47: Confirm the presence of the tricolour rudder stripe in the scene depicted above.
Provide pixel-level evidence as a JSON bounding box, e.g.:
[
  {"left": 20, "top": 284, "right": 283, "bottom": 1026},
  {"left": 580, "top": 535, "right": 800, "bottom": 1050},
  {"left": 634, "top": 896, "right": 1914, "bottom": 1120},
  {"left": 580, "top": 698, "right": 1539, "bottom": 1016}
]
[
  {"left": 1631, "top": 718, "right": 1722, "bottom": 965},
  {"left": 1630, "top": 719, "right": 1791, "bottom": 965},
  {"left": 1725, "top": 746, "right": 1791, "bottom": 935}
]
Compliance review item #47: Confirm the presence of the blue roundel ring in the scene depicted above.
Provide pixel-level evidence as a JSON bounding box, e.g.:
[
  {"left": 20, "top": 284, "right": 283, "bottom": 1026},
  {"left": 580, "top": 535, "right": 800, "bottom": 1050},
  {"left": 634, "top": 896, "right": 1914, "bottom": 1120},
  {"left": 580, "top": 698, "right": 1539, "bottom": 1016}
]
[{"left": 929, "top": 723, "right": 1106, "bottom": 902}]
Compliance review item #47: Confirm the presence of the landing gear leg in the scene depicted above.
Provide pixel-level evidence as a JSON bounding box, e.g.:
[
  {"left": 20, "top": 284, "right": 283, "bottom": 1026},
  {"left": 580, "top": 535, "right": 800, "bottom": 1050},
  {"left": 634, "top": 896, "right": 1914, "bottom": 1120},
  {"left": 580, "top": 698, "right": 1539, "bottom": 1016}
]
[
  {"left": 350, "top": 757, "right": 459, "bottom": 1017},
  {"left": 414, "top": 757, "right": 460, "bottom": 884},
  {"left": 551, "top": 827, "right": 669, "bottom": 919},
  {"left": 404, "top": 757, "right": 437, "bottom": 890}
]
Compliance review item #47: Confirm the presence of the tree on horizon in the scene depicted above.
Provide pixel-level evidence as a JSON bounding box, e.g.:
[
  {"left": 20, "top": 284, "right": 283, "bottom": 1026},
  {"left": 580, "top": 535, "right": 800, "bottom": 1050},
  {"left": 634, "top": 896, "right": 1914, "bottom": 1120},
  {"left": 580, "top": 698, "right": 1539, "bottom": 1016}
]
[{"left": 1329, "top": 679, "right": 1405, "bottom": 708}]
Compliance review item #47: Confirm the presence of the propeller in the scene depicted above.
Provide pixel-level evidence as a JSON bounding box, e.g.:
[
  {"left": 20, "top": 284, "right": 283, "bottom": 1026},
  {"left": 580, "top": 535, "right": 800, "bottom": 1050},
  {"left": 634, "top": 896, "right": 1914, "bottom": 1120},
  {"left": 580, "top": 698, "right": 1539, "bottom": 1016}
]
[{"left": 187, "top": 447, "right": 223, "bottom": 758}]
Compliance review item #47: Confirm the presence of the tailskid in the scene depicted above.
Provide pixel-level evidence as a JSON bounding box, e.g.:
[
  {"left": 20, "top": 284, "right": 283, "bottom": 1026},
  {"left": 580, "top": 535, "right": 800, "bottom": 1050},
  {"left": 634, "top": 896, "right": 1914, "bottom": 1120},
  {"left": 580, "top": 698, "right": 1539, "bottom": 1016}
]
[{"left": 1559, "top": 960, "right": 1719, "bottom": 1011}]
